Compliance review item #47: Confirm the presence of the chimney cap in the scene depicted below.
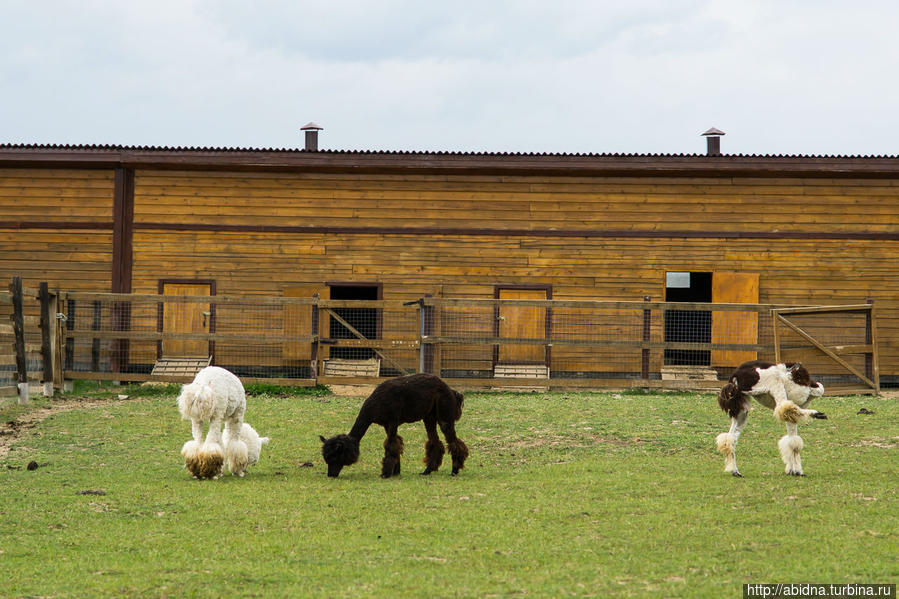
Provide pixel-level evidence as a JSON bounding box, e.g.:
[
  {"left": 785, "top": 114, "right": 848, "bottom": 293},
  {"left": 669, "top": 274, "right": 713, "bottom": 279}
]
[
  {"left": 701, "top": 127, "right": 725, "bottom": 137},
  {"left": 301, "top": 122, "right": 323, "bottom": 131}
]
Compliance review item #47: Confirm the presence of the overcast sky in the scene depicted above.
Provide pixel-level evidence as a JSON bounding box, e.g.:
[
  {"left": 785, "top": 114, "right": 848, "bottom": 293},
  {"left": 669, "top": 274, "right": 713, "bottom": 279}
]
[{"left": 2, "top": 1, "right": 898, "bottom": 156}]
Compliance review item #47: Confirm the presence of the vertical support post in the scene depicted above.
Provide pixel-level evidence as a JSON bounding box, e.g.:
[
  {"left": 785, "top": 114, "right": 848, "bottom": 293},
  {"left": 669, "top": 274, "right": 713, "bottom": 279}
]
[
  {"left": 310, "top": 293, "right": 320, "bottom": 381},
  {"left": 422, "top": 296, "right": 435, "bottom": 374},
  {"left": 641, "top": 296, "right": 651, "bottom": 380},
  {"left": 865, "top": 298, "right": 873, "bottom": 382},
  {"left": 866, "top": 299, "right": 880, "bottom": 393},
  {"left": 417, "top": 299, "right": 426, "bottom": 374},
  {"left": 772, "top": 310, "right": 782, "bottom": 363},
  {"left": 91, "top": 300, "right": 101, "bottom": 372},
  {"left": 65, "top": 297, "right": 75, "bottom": 372},
  {"left": 39, "top": 282, "right": 54, "bottom": 396},
  {"left": 11, "top": 276, "right": 28, "bottom": 404},
  {"left": 52, "top": 292, "right": 65, "bottom": 392},
  {"left": 111, "top": 300, "right": 131, "bottom": 376}
]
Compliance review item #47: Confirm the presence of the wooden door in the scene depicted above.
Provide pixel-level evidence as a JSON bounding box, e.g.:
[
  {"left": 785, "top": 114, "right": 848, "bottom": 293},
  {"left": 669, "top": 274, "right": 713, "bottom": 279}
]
[
  {"left": 711, "top": 273, "right": 759, "bottom": 367},
  {"left": 162, "top": 283, "right": 211, "bottom": 357},
  {"left": 498, "top": 288, "right": 547, "bottom": 363},
  {"left": 282, "top": 285, "right": 327, "bottom": 361}
]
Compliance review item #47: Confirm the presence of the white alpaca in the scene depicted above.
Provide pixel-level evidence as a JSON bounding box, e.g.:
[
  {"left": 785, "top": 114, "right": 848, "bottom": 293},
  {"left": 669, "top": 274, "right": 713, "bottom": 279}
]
[
  {"left": 222, "top": 423, "right": 270, "bottom": 469},
  {"left": 177, "top": 366, "right": 266, "bottom": 479},
  {"left": 716, "top": 361, "right": 826, "bottom": 477}
]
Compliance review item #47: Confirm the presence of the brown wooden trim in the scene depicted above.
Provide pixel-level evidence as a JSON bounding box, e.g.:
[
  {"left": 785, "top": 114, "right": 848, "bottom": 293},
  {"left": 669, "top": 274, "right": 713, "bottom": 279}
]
[
  {"left": 132, "top": 222, "right": 899, "bottom": 242},
  {"left": 5, "top": 146, "right": 899, "bottom": 179},
  {"left": 112, "top": 168, "right": 134, "bottom": 294},
  {"left": 0, "top": 221, "right": 113, "bottom": 230}
]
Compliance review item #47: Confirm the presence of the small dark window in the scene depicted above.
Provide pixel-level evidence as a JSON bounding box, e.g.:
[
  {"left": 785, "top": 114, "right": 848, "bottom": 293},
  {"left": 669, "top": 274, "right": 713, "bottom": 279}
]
[
  {"left": 664, "top": 272, "right": 712, "bottom": 366},
  {"left": 328, "top": 285, "right": 379, "bottom": 360}
]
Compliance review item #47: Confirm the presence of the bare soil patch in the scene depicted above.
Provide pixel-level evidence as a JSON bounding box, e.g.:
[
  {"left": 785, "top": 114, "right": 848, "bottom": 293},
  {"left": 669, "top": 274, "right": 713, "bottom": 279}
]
[{"left": 0, "top": 397, "right": 124, "bottom": 461}]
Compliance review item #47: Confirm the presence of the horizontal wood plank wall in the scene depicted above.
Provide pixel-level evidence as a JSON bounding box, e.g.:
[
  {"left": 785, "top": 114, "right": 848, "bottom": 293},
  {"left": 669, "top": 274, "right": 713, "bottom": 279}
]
[
  {"left": 0, "top": 168, "right": 115, "bottom": 223},
  {"left": 129, "top": 168, "right": 899, "bottom": 379},
  {"left": 0, "top": 168, "right": 115, "bottom": 292},
  {"left": 132, "top": 170, "right": 899, "bottom": 234}
]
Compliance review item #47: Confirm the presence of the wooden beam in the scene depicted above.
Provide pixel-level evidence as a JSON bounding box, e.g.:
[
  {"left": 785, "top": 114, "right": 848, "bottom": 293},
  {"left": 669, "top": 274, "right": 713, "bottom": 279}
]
[
  {"left": 10, "top": 276, "right": 27, "bottom": 386},
  {"left": 775, "top": 314, "right": 876, "bottom": 389},
  {"left": 321, "top": 307, "right": 411, "bottom": 375}
]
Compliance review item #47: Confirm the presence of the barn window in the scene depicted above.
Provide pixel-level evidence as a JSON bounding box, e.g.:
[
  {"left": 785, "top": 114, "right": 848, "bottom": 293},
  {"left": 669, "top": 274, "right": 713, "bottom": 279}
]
[
  {"left": 327, "top": 283, "right": 380, "bottom": 360},
  {"left": 664, "top": 272, "right": 712, "bottom": 366}
]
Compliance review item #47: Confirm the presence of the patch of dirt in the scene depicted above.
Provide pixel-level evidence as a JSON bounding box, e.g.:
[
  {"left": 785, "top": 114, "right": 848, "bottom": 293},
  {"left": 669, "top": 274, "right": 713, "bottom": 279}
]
[
  {"left": 0, "top": 397, "right": 124, "bottom": 461},
  {"left": 327, "top": 384, "right": 376, "bottom": 397}
]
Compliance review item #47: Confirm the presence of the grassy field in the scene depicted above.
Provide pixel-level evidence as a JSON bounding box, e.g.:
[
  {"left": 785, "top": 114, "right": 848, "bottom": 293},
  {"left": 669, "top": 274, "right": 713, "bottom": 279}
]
[{"left": 0, "top": 383, "right": 896, "bottom": 598}]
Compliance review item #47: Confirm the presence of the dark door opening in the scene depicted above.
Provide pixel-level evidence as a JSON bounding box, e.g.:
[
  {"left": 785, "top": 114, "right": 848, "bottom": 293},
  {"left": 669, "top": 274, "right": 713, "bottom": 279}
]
[
  {"left": 664, "top": 272, "right": 712, "bottom": 366},
  {"left": 328, "top": 284, "right": 380, "bottom": 360}
]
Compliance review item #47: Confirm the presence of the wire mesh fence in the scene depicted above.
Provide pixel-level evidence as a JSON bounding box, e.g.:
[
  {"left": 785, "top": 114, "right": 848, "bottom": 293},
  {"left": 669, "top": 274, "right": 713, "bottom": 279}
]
[
  {"left": 4, "top": 280, "right": 880, "bottom": 393},
  {"left": 424, "top": 298, "right": 779, "bottom": 386}
]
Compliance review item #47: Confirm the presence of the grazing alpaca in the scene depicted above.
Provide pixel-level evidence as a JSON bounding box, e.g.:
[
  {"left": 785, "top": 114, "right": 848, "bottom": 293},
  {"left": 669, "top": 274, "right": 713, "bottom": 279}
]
[
  {"left": 178, "top": 366, "right": 266, "bottom": 479},
  {"left": 222, "top": 422, "right": 270, "bottom": 469},
  {"left": 320, "top": 373, "right": 469, "bottom": 478},
  {"left": 716, "top": 360, "right": 826, "bottom": 477}
]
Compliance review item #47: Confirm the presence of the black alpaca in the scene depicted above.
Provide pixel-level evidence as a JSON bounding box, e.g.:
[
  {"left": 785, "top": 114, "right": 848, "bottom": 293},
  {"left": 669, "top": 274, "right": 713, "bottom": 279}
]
[{"left": 320, "top": 373, "right": 469, "bottom": 478}]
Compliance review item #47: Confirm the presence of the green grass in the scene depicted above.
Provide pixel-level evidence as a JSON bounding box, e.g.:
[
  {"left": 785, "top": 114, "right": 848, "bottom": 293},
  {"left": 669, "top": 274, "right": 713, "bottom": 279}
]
[{"left": 1, "top": 386, "right": 896, "bottom": 598}]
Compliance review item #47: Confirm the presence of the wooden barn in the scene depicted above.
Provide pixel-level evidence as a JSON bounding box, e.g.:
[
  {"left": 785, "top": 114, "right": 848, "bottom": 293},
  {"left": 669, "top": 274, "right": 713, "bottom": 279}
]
[{"left": 1, "top": 128, "right": 897, "bottom": 389}]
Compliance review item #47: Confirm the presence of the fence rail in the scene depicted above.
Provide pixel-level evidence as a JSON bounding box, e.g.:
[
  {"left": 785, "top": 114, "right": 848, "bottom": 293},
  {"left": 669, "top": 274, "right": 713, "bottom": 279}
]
[{"left": 1, "top": 278, "right": 882, "bottom": 398}]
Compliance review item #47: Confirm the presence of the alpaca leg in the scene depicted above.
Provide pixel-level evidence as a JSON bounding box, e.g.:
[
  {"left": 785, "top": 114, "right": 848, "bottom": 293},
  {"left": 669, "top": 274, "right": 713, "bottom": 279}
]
[
  {"left": 188, "top": 415, "right": 224, "bottom": 479},
  {"left": 421, "top": 415, "right": 445, "bottom": 475},
  {"left": 778, "top": 422, "right": 805, "bottom": 476},
  {"left": 181, "top": 418, "right": 205, "bottom": 469},
  {"left": 440, "top": 421, "right": 469, "bottom": 476},
  {"left": 716, "top": 410, "right": 748, "bottom": 477},
  {"left": 191, "top": 419, "right": 204, "bottom": 444},
  {"left": 223, "top": 417, "right": 249, "bottom": 477},
  {"left": 381, "top": 427, "right": 404, "bottom": 478}
]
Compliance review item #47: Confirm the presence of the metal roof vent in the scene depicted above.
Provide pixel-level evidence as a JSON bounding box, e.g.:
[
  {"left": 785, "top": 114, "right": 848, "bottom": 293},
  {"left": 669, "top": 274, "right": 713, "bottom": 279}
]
[
  {"left": 701, "top": 127, "right": 725, "bottom": 156},
  {"left": 301, "top": 122, "right": 323, "bottom": 151}
]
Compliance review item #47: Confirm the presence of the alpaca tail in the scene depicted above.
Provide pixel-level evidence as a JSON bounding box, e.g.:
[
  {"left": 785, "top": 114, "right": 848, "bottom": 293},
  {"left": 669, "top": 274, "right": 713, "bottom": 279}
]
[
  {"left": 177, "top": 382, "right": 217, "bottom": 422},
  {"left": 717, "top": 381, "right": 748, "bottom": 418}
]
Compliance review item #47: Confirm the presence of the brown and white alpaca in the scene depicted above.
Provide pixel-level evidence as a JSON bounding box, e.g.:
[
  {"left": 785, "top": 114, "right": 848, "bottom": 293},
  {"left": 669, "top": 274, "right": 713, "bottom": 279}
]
[{"left": 716, "top": 361, "right": 826, "bottom": 476}]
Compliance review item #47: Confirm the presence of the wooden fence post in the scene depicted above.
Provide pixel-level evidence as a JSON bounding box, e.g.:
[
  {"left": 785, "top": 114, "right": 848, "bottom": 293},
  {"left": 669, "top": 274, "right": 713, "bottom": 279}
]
[
  {"left": 65, "top": 296, "right": 75, "bottom": 372},
  {"left": 641, "top": 296, "right": 651, "bottom": 380},
  {"left": 865, "top": 298, "right": 873, "bottom": 383},
  {"left": 50, "top": 290, "right": 65, "bottom": 392},
  {"left": 310, "top": 294, "right": 320, "bottom": 381},
  {"left": 423, "top": 295, "right": 434, "bottom": 374},
  {"left": 39, "top": 282, "right": 54, "bottom": 396},
  {"left": 91, "top": 300, "right": 102, "bottom": 373},
  {"left": 11, "top": 276, "right": 28, "bottom": 404}
]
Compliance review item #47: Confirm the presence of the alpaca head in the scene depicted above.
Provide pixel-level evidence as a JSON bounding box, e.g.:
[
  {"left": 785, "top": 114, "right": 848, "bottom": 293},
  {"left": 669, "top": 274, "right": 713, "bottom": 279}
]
[
  {"left": 319, "top": 434, "right": 360, "bottom": 478},
  {"left": 786, "top": 362, "right": 824, "bottom": 396},
  {"left": 453, "top": 389, "right": 464, "bottom": 421}
]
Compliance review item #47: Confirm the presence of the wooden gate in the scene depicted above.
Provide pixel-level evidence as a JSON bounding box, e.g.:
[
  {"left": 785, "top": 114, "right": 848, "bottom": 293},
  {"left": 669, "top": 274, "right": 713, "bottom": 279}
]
[
  {"left": 773, "top": 304, "right": 879, "bottom": 393},
  {"left": 159, "top": 281, "right": 213, "bottom": 358},
  {"left": 496, "top": 288, "right": 548, "bottom": 364}
]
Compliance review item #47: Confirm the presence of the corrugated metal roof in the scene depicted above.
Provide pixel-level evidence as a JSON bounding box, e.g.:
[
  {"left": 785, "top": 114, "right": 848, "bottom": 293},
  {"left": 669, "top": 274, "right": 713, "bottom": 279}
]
[{"left": 1, "top": 142, "right": 898, "bottom": 159}]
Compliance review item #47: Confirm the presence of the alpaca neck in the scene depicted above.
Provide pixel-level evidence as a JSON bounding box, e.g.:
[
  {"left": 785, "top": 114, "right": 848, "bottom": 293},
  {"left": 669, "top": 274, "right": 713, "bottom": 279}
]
[{"left": 348, "top": 414, "right": 372, "bottom": 441}]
